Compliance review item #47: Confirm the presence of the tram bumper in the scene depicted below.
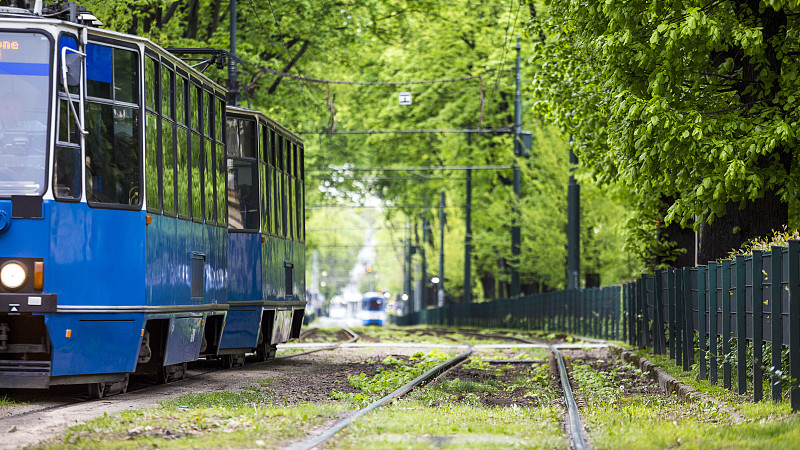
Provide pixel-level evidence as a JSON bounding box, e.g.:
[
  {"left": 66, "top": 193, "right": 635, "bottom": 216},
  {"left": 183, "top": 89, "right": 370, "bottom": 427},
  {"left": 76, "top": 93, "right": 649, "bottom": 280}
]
[
  {"left": 0, "top": 293, "right": 57, "bottom": 313},
  {"left": 0, "top": 292, "right": 57, "bottom": 388}
]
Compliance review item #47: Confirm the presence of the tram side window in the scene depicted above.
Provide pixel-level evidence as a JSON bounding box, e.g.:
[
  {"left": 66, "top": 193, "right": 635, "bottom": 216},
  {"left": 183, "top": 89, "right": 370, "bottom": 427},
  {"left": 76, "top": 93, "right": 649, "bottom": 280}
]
[
  {"left": 85, "top": 44, "right": 141, "bottom": 207},
  {"left": 213, "top": 96, "right": 226, "bottom": 225},
  {"left": 283, "top": 139, "right": 296, "bottom": 239},
  {"left": 161, "top": 66, "right": 175, "bottom": 214},
  {"left": 227, "top": 118, "right": 258, "bottom": 231},
  {"left": 144, "top": 56, "right": 160, "bottom": 212},
  {"left": 299, "top": 145, "right": 305, "bottom": 241},
  {"left": 259, "top": 123, "right": 273, "bottom": 233},
  {"left": 189, "top": 82, "right": 202, "bottom": 220},
  {"left": 274, "top": 134, "right": 284, "bottom": 237},
  {"left": 295, "top": 144, "right": 303, "bottom": 242},
  {"left": 204, "top": 139, "right": 214, "bottom": 222},
  {"left": 176, "top": 75, "right": 189, "bottom": 217},
  {"left": 203, "top": 89, "right": 214, "bottom": 223},
  {"left": 54, "top": 35, "right": 80, "bottom": 200}
]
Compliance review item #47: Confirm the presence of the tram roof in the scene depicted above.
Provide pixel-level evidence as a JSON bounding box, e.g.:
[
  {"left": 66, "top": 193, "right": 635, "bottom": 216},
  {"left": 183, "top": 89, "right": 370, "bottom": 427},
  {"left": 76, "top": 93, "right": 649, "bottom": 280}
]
[{"left": 0, "top": 9, "right": 227, "bottom": 96}]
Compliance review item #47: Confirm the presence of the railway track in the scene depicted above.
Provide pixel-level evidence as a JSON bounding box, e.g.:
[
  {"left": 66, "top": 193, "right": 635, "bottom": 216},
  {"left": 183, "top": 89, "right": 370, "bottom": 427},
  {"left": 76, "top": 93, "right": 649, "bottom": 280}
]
[
  {"left": 0, "top": 327, "right": 617, "bottom": 449},
  {"left": 287, "top": 329, "right": 592, "bottom": 450}
]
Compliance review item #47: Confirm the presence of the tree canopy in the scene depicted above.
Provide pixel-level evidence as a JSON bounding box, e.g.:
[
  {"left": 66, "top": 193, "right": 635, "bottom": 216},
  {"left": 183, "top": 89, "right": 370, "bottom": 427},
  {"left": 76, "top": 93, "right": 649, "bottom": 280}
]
[
  {"left": 530, "top": 0, "right": 800, "bottom": 266},
  {"left": 11, "top": 0, "right": 641, "bottom": 298}
]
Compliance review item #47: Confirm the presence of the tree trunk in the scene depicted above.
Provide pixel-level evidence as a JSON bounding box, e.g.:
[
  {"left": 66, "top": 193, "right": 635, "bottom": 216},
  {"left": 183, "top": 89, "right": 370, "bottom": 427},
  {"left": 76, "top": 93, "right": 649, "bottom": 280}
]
[
  {"left": 480, "top": 273, "right": 496, "bottom": 301},
  {"left": 699, "top": 190, "right": 787, "bottom": 263},
  {"left": 664, "top": 221, "right": 696, "bottom": 268}
]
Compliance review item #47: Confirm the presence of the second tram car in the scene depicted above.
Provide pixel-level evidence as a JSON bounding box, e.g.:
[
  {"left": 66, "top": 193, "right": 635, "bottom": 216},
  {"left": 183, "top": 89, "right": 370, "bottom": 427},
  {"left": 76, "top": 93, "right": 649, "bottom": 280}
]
[
  {"left": 0, "top": 4, "right": 305, "bottom": 397},
  {"left": 358, "top": 292, "right": 386, "bottom": 326}
]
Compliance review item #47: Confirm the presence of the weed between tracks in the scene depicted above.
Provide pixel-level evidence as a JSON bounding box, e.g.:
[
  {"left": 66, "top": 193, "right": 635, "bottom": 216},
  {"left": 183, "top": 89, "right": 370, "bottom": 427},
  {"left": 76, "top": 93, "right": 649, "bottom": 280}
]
[
  {"left": 330, "top": 353, "right": 567, "bottom": 449},
  {"left": 570, "top": 348, "right": 800, "bottom": 449}
]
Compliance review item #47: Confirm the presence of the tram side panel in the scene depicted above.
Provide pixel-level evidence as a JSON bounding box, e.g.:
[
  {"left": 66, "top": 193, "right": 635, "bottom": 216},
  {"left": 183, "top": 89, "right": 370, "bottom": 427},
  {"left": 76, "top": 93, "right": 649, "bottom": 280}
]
[{"left": 47, "top": 204, "right": 146, "bottom": 378}]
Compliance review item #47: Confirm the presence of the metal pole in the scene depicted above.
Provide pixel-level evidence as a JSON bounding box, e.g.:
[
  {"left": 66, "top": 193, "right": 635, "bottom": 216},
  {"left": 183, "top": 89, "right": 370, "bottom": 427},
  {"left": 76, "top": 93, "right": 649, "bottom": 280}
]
[
  {"left": 414, "top": 222, "right": 421, "bottom": 313},
  {"left": 464, "top": 168, "right": 472, "bottom": 304},
  {"left": 228, "top": 0, "right": 239, "bottom": 106},
  {"left": 422, "top": 207, "right": 430, "bottom": 309},
  {"left": 403, "top": 223, "right": 411, "bottom": 310},
  {"left": 511, "top": 36, "right": 522, "bottom": 298},
  {"left": 567, "top": 135, "right": 580, "bottom": 289},
  {"left": 439, "top": 192, "right": 446, "bottom": 307}
]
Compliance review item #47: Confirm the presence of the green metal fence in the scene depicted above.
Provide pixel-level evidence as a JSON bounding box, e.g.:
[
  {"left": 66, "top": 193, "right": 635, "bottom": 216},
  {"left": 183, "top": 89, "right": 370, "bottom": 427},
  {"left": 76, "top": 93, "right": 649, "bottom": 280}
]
[{"left": 392, "top": 240, "right": 800, "bottom": 410}]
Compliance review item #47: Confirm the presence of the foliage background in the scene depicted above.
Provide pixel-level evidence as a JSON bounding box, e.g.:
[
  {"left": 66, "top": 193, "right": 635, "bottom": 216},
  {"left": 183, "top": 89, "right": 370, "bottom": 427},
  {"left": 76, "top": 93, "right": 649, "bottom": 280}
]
[{"left": 30, "top": 0, "right": 641, "bottom": 301}]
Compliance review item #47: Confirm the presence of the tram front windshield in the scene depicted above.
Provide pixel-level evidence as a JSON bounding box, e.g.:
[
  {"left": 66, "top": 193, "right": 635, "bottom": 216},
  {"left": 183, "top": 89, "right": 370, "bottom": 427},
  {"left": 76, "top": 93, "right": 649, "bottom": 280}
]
[
  {"left": 0, "top": 31, "right": 50, "bottom": 197},
  {"left": 362, "top": 297, "right": 384, "bottom": 311}
]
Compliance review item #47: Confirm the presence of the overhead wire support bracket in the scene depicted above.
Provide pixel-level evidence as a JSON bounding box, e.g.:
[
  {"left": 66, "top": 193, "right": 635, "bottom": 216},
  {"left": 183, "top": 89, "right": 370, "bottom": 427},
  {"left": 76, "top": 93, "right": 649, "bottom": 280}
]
[{"left": 165, "top": 48, "right": 239, "bottom": 74}]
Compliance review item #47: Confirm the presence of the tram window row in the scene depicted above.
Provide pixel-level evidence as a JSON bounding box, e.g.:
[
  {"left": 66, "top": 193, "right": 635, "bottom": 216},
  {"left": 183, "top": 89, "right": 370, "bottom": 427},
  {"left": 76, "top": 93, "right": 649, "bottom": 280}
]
[
  {"left": 52, "top": 35, "right": 304, "bottom": 242},
  {"left": 226, "top": 112, "right": 305, "bottom": 242}
]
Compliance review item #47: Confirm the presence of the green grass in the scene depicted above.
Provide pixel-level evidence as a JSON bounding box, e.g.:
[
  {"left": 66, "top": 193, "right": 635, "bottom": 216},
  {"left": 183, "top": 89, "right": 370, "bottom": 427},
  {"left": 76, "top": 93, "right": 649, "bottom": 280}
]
[
  {"left": 639, "top": 350, "right": 794, "bottom": 420},
  {"left": 570, "top": 358, "right": 800, "bottom": 449},
  {"left": 331, "top": 399, "right": 567, "bottom": 449},
  {"left": 38, "top": 388, "right": 348, "bottom": 449},
  {"left": 331, "top": 361, "right": 566, "bottom": 449},
  {"left": 0, "top": 394, "right": 20, "bottom": 407},
  {"left": 331, "top": 351, "right": 453, "bottom": 406}
]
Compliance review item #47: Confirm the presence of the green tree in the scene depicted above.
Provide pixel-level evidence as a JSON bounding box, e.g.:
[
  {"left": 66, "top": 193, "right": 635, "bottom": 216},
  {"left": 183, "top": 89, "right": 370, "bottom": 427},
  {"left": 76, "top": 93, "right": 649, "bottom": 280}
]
[
  {"left": 66, "top": 0, "right": 639, "bottom": 296},
  {"left": 530, "top": 0, "right": 800, "bottom": 267}
]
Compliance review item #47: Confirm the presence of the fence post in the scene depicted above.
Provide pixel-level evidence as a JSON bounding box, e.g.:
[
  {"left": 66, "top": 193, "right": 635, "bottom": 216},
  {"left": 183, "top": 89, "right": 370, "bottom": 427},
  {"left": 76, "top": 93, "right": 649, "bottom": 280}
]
[
  {"left": 698, "top": 266, "right": 707, "bottom": 380},
  {"left": 722, "top": 259, "right": 732, "bottom": 390},
  {"left": 593, "top": 288, "right": 599, "bottom": 338},
  {"left": 736, "top": 254, "right": 747, "bottom": 395},
  {"left": 683, "top": 267, "right": 693, "bottom": 371},
  {"left": 653, "top": 271, "right": 663, "bottom": 354},
  {"left": 771, "top": 246, "right": 783, "bottom": 402},
  {"left": 626, "top": 283, "right": 633, "bottom": 345},
  {"left": 788, "top": 240, "right": 800, "bottom": 411},
  {"left": 604, "top": 288, "right": 610, "bottom": 340},
  {"left": 752, "top": 250, "right": 764, "bottom": 402},
  {"left": 675, "top": 269, "right": 684, "bottom": 367},
  {"left": 709, "top": 262, "right": 718, "bottom": 385},
  {"left": 668, "top": 269, "right": 676, "bottom": 359}
]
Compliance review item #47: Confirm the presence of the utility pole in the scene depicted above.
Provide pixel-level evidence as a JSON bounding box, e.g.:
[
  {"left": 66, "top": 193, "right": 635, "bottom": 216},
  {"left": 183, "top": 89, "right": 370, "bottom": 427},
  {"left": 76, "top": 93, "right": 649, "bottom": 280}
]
[
  {"left": 422, "top": 200, "right": 430, "bottom": 308},
  {"left": 228, "top": 0, "right": 239, "bottom": 106},
  {"left": 438, "top": 192, "right": 446, "bottom": 307},
  {"left": 414, "top": 221, "right": 421, "bottom": 313},
  {"left": 567, "top": 136, "right": 580, "bottom": 289},
  {"left": 511, "top": 36, "right": 522, "bottom": 298},
  {"left": 464, "top": 129, "right": 473, "bottom": 304}
]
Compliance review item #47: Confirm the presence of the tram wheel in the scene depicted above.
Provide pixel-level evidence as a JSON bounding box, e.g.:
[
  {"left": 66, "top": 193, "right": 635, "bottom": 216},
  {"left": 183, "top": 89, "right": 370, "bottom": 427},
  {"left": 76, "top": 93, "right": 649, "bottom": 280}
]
[{"left": 88, "top": 382, "right": 106, "bottom": 399}]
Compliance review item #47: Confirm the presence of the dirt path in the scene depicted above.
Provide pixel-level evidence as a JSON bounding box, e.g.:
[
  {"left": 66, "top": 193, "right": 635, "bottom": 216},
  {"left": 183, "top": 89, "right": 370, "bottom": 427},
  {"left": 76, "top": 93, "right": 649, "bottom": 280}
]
[{"left": 0, "top": 346, "right": 431, "bottom": 449}]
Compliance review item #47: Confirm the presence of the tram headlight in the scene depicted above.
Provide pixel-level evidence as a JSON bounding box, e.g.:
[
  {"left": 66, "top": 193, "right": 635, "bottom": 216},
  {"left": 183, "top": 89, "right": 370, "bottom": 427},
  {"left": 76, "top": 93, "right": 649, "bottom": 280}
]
[{"left": 0, "top": 262, "right": 27, "bottom": 290}]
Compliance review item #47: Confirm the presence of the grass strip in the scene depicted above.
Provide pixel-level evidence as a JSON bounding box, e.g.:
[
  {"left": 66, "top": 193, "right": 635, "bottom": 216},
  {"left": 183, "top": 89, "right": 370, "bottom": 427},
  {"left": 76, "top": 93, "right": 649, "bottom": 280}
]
[
  {"left": 38, "top": 389, "right": 348, "bottom": 449},
  {"left": 331, "top": 359, "right": 567, "bottom": 449},
  {"left": 571, "top": 357, "right": 800, "bottom": 449}
]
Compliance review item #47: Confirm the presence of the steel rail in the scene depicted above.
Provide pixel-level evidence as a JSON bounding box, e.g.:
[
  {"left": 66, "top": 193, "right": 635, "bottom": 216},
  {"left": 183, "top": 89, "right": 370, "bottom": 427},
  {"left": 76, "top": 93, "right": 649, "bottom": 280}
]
[
  {"left": 274, "top": 327, "right": 359, "bottom": 360},
  {"left": 550, "top": 345, "right": 588, "bottom": 450},
  {"left": 457, "top": 330, "right": 589, "bottom": 450},
  {"left": 291, "top": 340, "right": 473, "bottom": 450}
]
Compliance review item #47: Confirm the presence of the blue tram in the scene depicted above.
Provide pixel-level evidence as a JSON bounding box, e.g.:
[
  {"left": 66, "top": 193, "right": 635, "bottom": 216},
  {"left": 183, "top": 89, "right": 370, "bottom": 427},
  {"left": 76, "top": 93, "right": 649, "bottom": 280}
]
[
  {"left": 358, "top": 293, "right": 386, "bottom": 326},
  {"left": 0, "top": 4, "right": 305, "bottom": 397}
]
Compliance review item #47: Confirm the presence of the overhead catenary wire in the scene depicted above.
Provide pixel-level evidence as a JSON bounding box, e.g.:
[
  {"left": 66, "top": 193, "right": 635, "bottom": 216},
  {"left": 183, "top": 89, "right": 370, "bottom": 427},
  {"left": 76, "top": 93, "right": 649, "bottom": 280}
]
[
  {"left": 307, "top": 164, "right": 514, "bottom": 172},
  {"left": 300, "top": 127, "right": 510, "bottom": 135}
]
